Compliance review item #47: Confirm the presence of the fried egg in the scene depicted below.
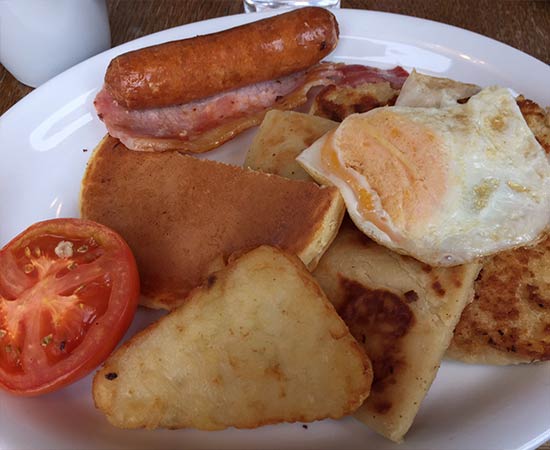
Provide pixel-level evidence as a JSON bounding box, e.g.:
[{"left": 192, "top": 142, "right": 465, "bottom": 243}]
[{"left": 297, "top": 86, "right": 550, "bottom": 266}]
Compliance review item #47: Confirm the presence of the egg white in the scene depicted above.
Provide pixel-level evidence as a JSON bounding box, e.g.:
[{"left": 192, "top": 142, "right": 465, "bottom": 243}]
[{"left": 297, "top": 86, "right": 550, "bottom": 266}]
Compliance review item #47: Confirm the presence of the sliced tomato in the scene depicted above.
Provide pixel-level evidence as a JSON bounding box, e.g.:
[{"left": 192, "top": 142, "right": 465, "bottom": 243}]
[{"left": 0, "top": 218, "right": 140, "bottom": 396}]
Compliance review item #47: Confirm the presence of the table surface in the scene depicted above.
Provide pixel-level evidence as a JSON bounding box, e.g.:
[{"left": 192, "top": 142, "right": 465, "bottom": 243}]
[{"left": 1, "top": 1, "right": 549, "bottom": 449}]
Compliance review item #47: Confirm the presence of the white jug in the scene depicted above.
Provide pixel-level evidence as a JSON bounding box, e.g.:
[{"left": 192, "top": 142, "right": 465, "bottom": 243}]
[{"left": 0, "top": 0, "right": 111, "bottom": 87}]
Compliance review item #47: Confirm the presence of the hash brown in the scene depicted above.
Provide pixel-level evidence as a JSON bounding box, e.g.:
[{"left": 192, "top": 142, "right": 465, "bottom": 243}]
[
  {"left": 448, "top": 235, "right": 550, "bottom": 364},
  {"left": 310, "top": 81, "right": 399, "bottom": 122}
]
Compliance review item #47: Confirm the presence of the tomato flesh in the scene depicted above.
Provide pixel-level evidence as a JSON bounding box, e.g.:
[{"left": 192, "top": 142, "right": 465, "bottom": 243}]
[{"left": 0, "top": 219, "right": 140, "bottom": 396}]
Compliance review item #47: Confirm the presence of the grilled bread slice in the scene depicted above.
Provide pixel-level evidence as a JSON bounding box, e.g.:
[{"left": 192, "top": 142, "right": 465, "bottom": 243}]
[
  {"left": 80, "top": 136, "right": 344, "bottom": 310},
  {"left": 93, "top": 246, "right": 372, "bottom": 430},
  {"left": 245, "top": 110, "right": 337, "bottom": 181},
  {"left": 310, "top": 81, "right": 400, "bottom": 122},
  {"left": 313, "top": 221, "right": 481, "bottom": 442}
]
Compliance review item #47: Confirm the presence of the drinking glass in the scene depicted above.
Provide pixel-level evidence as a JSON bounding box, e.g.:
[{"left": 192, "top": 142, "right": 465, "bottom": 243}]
[{"left": 243, "top": 0, "right": 341, "bottom": 13}]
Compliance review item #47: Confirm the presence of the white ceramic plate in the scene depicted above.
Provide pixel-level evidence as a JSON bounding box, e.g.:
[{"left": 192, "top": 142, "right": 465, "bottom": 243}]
[{"left": 1, "top": 9, "right": 549, "bottom": 450}]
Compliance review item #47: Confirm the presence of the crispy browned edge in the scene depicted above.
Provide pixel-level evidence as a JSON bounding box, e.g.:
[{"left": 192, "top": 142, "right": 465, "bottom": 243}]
[{"left": 449, "top": 236, "right": 550, "bottom": 364}]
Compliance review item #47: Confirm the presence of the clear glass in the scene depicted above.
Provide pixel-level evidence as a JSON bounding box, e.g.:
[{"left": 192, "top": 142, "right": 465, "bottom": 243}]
[{"left": 243, "top": 0, "right": 340, "bottom": 13}]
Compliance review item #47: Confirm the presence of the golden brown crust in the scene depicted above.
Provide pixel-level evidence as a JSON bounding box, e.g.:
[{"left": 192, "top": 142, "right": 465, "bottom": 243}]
[
  {"left": 105, "top": 7, "right": 339, "bottom": 110},
  {"left": 448, "top": 235, "right": 550, "bottom": 364},
  {"left": 517, "top": 95, "right": 550, "bottom": 154},
  {"left": 80, "top": 136, "right": 344, "bottom": 310}
]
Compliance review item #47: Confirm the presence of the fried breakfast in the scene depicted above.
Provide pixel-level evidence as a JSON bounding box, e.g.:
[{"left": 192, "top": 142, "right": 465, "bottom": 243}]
[
  {"left": 242, "top": 91, "right": 550, "bottom": 439},
  {"left": 2, "top": 5, "right": 550, "bottom": 446},
  {"left": 80, "top": 136, "right": 344, "bottom": 310},
  {"left": 93, "top": 246, "right": 372, "bottom": 430}
]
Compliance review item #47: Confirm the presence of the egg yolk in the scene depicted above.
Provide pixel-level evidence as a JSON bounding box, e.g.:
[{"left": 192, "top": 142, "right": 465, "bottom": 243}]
[{"left": 322, "top": 109, "right": 448, "bottom": 237}]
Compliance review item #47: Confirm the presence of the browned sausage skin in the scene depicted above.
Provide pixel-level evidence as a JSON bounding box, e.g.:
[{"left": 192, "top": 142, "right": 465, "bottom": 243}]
[{"left": 104, "top": 7, "right": 339, "bottom": 110}]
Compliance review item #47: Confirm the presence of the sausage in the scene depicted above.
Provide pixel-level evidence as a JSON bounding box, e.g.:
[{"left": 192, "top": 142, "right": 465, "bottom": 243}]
[{"left": 104, "top": 7, "right": 339, "bottom": 110}]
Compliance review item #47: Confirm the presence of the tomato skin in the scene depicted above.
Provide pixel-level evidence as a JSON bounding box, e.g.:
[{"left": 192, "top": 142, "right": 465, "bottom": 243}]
[{"left": 0, "top": 218, "right": 140, "bottom": 396}]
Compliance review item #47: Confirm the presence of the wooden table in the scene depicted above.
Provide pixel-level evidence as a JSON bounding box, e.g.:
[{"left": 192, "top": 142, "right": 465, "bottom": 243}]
[{"left": 0, "top": 1, "right": 548, "bottom": 448}]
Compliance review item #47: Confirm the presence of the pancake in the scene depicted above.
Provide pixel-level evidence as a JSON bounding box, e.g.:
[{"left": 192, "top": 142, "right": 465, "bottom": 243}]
[
  {"left": 313, "top": 221, "right": 481, "bottom": 442},
  {"left": 80, "top": 136, "right": 345, "bottom": 310},
  {"left": 517, "top": 94, "right": 550, "bottom": 154}
]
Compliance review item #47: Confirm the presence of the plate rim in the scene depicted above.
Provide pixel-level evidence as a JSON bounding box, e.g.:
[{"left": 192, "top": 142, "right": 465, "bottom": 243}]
[
  {"left": 0, "top": 7, "right": 549, "bottom": 450},
  {"left": 2, "top": 7, "right": 549, "bottom": 122}
]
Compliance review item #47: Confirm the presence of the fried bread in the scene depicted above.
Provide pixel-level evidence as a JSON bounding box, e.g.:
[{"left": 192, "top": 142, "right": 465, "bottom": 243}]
[
  {"left": 313, "top": 221, "right": 481, "bottom": 442},
  {"left": 245, "top": 110, "right": 337, "bottom": 181},
  {"left": 80, "top": 136, "right": 344, "bottom": 310},
  {"left": 93, "top": 246, "right": 372, "bottom": 430},
  {"left": 448, "top": 235, "right": 550, "bottom": 364}
]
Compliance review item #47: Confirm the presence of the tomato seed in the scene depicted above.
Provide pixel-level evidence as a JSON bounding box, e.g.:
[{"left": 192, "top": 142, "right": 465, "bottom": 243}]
[
  {"left": 24, "top": 263, "right": 35, "bottom": 274},
  {"left": 67, "top": 262, "right": 78, "bottom": 270},
  {"left": 55, "top": 240, "right": 74, "bottom": 258},
  {"left": 24, "top": 246, "right": 31, "bottom": 258},
  {"left": 77, "top": 245, "right": 89, "bottom": 253},
  {"left": 33, "top": 247, "right": 42, "bottom": 257},
  {"left": 0, "top": 329, "right": 6, "bottom": 338},
  {"left": 74, "top": 284, "right": 86, "bottom": 294},
  {"left": 41, "top": 334, "right": 53, "bottom": 347}
]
